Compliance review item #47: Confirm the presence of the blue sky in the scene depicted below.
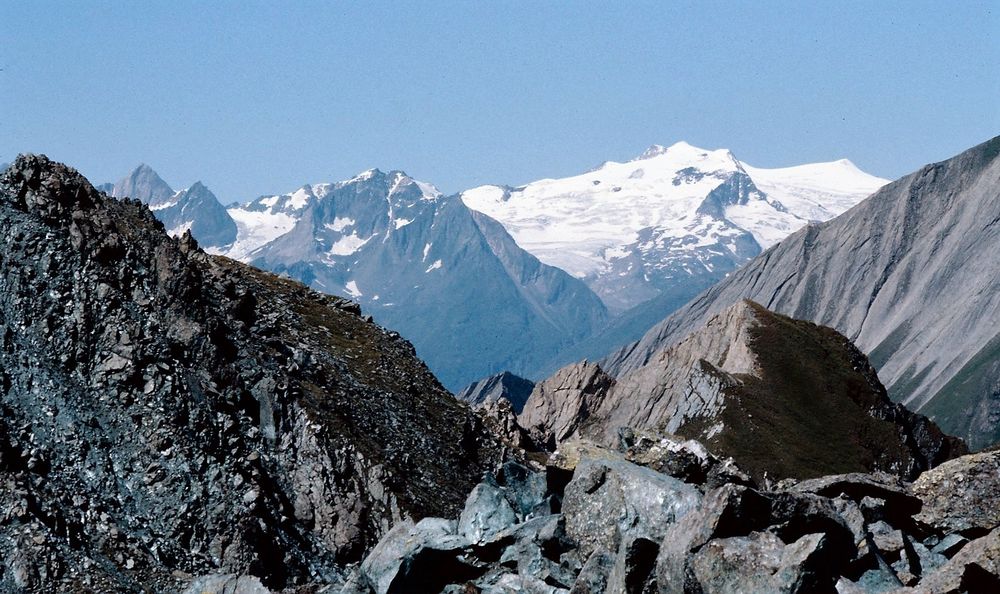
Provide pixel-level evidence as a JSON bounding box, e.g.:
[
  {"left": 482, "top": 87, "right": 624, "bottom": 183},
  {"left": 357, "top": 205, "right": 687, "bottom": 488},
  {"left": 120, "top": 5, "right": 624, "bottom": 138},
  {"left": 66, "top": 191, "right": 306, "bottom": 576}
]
[{"left": 2, "top": 1, "right": 997, "bottom": 203}]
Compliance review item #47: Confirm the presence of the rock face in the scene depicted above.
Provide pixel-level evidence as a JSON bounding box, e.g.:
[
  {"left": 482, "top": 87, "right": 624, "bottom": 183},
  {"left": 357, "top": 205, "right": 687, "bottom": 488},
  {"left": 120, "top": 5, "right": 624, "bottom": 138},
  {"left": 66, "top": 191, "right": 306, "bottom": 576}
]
[
  {"left": 518, "top": 362, "right": 616, "bottom": 450},
  {"left": 456, "top": 371, "right": 536, "bottom": 414},
  {"left": 0, "top": 155, "right": 507, "bottom": 591},
  {"left": 523, "top": 301, "right": 965, "bottom": 482},
  {"left": 603, "top": 136, "right": 1000, "bottom": 449},
  {"left": 350, "top": 440, "right": 999, "bottom": 594}
]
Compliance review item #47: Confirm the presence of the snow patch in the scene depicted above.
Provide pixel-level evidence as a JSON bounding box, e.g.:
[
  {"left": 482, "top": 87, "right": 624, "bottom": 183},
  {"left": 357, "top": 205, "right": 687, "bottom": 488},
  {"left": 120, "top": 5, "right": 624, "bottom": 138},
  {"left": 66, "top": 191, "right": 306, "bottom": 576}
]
[
  {"left": 167, "top": 221, "right": 193, "bottom": 237},
  {"left": 344, "top": 280, "right": 362, "bottom": 298},
  {"left": 327, "top": 217, "right": 355, "bottom": 232},
  {"left": 329, "top": 233, "right": 370, "bottom": 256},
  {"left": 225, "top": 208, "right": 298, "bottom": 260},
  {"left": 425, "top": 259, "right": 443, "bottom": 273}
]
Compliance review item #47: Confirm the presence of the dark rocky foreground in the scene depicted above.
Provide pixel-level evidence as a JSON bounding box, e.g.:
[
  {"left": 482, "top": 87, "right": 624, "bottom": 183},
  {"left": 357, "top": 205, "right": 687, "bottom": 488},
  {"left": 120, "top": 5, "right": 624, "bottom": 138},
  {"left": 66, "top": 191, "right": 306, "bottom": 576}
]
[
  {"left": 0, "top": 155, "right": 508, "bottom": 591},
  {"left": 349, "top": 438, "right": 1000, "bottom": 594}
]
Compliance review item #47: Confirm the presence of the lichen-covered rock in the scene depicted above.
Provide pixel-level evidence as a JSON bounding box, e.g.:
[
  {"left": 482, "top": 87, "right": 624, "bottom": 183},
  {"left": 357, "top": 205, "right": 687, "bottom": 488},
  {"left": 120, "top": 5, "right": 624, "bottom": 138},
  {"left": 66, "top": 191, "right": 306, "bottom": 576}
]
[{"left": 911, "top": 450, "right": 1000, "bottom": 537}]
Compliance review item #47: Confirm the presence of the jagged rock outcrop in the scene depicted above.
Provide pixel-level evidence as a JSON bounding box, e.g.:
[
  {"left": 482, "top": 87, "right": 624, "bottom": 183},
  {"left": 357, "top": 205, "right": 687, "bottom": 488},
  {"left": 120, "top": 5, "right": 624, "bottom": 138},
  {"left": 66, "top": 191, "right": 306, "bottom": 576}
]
[
  {"left": 518, "top": 362, "right": 616, "bottom": 449},
  {"left": 0, "top": 155, "right": 507, "bottom": 591},
  {"left": 456, "top": 371, "right": 536, "bottom": 414},
  {"left": 525, "top": 301, "right": 965, "bottom": 482},
  {"left": 350, "top": 439, "right": 999, "bottom": 593},
  {"left": 603, "top": 136, "right": 1000, "bottom": 449}
]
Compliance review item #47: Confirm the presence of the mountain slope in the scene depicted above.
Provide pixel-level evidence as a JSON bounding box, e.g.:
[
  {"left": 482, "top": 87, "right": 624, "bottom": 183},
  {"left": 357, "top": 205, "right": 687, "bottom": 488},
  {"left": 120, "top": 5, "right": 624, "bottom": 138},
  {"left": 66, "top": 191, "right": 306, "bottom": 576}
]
[
  {"left": 234, "top": 169, "right": 609, "bottom": 390},
  {"left": 461, "top": 141, "right": 887, "bottom": 312},
  {"left": 522, "top": 301, "right": 965, "bottom": 482},
  {"left": 0, "top": 155, "right": 506, "bottom": 591},
  {"left": 603, "top": 136, "right": 1000, "bottom": 448}
]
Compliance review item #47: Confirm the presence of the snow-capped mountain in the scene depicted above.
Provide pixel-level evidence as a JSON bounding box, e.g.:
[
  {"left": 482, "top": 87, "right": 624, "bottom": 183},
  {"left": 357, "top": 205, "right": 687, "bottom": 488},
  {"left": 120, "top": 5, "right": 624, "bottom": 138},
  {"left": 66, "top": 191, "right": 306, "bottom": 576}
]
[
  {"left": 461, "top": 141, "right": 888, "bottom": 312},
  {"left": 105, "top": 165, "right": 237, "bottom": 249},
  {"left": 227, "top": 168, "right": 609, "bottom": 390},
  {"left": 151, "top": 182, "right": 237, "bottom": 248}
]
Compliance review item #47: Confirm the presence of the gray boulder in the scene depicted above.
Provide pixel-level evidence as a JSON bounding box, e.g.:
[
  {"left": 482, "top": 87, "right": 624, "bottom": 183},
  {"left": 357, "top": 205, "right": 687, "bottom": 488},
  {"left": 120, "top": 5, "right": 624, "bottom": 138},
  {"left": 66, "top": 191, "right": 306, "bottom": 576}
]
[
  {"left": 656, "top": 484, "right": 854, "bottom": 594},
  {"left": 181, "top": 574, "right": 271, "bottom": 594},
  {"left": 688, "top": 531, "right": 831, "bottom": 594},
  {"left": 459, "top": 481, "right": 520, "bottom": 544},
  {"left": 908, "top": 527, "right": 1000, "bottom": 593},
  {"left": 359, "top": 518, "right": 479, "bottom": 594},
  {"left": 562, "top": 456, "right": 701, "bottom": 558},
  {"left": 570, "top": 548, "right": 614, "bottom": 594},
  {"left": 911, "top": 450, "right": 1000, "bottom": 537}
]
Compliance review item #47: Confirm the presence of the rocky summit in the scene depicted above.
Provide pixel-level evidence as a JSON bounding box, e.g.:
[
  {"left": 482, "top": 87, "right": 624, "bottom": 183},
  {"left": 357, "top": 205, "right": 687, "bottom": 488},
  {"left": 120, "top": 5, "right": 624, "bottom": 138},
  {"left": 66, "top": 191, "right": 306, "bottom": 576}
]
[
  {"left": 0, "top": 155, "right": 508, "bottom": 591},
  {"left": 520, "top": 301, "right": 965, "bottom": 483}
]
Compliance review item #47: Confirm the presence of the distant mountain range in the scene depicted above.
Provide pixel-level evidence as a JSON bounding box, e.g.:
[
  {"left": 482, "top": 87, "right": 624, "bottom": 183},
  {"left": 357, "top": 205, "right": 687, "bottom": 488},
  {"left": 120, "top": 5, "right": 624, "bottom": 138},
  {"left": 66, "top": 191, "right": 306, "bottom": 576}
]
[
  {"left": 462, "top": 141, "right": 886, "bottom": 312},
  {"left": 100, "top": 143, "right": 886, "bottom": 389}
]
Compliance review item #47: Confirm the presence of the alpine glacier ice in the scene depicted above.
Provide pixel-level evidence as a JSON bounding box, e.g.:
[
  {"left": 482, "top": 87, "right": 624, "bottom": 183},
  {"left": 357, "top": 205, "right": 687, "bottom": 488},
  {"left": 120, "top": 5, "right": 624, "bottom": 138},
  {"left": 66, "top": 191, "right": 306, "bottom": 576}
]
[{"left": 461, "top": 141, "right": 887, "bottom": 311}]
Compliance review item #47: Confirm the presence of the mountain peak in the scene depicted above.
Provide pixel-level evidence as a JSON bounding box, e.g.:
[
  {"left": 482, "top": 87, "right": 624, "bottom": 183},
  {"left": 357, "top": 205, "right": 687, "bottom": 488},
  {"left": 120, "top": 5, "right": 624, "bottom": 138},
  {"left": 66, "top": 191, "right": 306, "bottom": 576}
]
[
  {"left": 631, "top": 141, "right": 739, "bottom": 168},
  {"left": 637, "top": 144, "right": 670, "bottom": 159},
  {"left": 114, "top": 163, "right": 174, "bottom": 205},
  {"left": 2, "top": 153, "right": 103, "bottom": 215}
]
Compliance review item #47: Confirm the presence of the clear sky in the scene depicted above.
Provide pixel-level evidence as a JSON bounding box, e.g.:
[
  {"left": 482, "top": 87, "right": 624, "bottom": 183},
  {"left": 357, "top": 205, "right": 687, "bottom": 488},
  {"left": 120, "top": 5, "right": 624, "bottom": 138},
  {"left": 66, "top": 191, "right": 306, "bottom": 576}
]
[{"left": 2, "top": 1, "right": 997, "bottom": 203}]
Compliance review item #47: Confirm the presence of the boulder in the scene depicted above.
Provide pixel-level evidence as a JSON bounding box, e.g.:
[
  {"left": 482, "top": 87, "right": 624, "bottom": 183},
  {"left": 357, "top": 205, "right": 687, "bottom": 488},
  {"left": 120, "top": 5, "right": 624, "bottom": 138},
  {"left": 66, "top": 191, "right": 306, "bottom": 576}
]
[
  {"left": 459, "top": 481, "right": 519, "bottom": 545},
  {"left": 359, "top": 518, "right": 478, "bottom": 594},
  {"left": 570, "top": 548, "right": 614, "bottom": 594},
  {"left": 619, "top": 429, "right": 754, "bottom": 490},
  {"left": 181, "top": 574, "right": 271, "bottom": 594},
  {"left": 562, "top": 456, "right": 701, "bottom": 557},
  {"left": 688, "top": 531, "right": 832, "bottom": 594},
  {"left": 656, "top": 484, "right": 855, "bottom": 593},
  {"left": 911, "top": 451, "right": 1000, "bottom": 537},
  {"left": 909, "top": 527, "right": 1000, "bottom": 593}
]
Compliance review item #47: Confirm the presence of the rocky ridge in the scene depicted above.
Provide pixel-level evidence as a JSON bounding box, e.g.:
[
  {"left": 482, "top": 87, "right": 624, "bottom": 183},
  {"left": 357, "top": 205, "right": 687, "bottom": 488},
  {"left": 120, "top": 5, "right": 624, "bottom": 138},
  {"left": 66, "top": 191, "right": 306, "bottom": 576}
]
[
  {"left": 0, "top": 155, "right": 508, "bottom": 591},
  {"left": 520, "top": 301, "right": 965, "bottom": 482}
]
